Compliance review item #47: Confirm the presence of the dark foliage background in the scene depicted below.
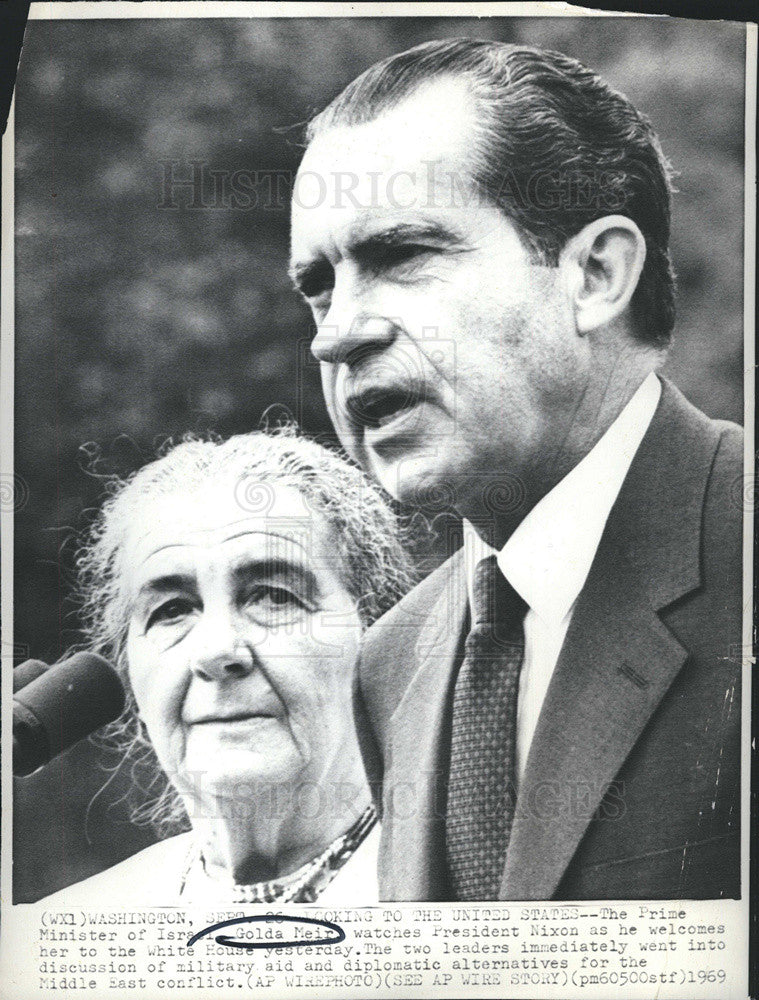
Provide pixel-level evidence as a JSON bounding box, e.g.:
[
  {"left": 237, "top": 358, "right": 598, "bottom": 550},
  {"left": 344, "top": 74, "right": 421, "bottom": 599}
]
[{"left": 12, "top": 16, "right": 745, "bottom": 900}]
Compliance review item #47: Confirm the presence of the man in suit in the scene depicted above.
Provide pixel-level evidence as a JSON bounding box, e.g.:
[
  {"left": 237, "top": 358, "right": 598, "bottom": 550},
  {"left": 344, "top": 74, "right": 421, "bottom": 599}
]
[{"left": 289, "top": 39, "right": 743, "bottom": 900}]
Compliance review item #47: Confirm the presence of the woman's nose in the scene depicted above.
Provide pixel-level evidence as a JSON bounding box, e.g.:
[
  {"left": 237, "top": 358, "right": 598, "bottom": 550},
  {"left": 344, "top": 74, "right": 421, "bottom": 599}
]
[{"left": 188, "top": 611, "right": 257, "bottom": 682}]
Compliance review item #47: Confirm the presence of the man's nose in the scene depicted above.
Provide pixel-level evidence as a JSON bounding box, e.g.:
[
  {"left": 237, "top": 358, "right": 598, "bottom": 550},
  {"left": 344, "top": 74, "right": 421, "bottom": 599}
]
[
  {"left": 189, "top": 611, "right": 258, "bottom": 683},
  {"left": 311, "top": 311, "right": 399, "bottom": 366}
]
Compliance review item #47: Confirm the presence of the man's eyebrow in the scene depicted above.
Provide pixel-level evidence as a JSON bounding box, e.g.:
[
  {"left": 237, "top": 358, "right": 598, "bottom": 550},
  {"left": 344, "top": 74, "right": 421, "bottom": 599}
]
[
  {"left": 289, "top": 221, "right": 464, "bottom": 295},
  {"left": 349, "top": 220, "right": 464, "bottom": 253},
  {"left": 346, "top": 221, "right": 467, "bottom": 270}
]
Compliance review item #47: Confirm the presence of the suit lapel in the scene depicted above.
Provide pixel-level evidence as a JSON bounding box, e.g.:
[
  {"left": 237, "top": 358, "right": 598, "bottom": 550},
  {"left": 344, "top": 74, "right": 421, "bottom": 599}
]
[
  {"left": 382, "top": 553, "right": 468, "bottom": 900},
  {"left": 501, "top": 378, "right": 722, "bottom": 899},
  {"left": 500, "top": 547, "right": 687, "bottom": 898}
]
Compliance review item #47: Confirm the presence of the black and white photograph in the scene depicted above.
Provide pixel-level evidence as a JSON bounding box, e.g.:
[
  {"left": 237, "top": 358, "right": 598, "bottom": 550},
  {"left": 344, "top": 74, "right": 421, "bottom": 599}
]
[{"left": 1, "top": 4, "right": 754, "bottom": 998}]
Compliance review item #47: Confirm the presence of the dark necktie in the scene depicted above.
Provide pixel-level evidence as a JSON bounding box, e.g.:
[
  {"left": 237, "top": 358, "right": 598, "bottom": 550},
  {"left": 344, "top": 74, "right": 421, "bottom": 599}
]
[{"left": 446, "top": 554, "right": 528, "bottom": 900}]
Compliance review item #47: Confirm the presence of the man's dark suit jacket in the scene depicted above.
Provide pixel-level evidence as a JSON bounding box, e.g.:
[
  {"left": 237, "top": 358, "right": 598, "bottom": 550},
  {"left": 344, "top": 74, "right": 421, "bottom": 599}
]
[{"left": 354, "top": 378, "right": 743, "bottom": 900}]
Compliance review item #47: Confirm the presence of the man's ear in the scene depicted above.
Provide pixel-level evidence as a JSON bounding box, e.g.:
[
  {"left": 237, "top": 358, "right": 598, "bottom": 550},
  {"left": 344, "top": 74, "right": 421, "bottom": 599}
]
[{"left": 561, "top": 216, "right": 646, "bottom": 335}]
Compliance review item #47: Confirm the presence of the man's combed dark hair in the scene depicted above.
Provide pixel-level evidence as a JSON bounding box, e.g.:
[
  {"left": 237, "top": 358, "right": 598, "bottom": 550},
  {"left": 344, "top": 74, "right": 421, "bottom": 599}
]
[{"left": 308, "top": 38, "right": 676, "bottom": 347}]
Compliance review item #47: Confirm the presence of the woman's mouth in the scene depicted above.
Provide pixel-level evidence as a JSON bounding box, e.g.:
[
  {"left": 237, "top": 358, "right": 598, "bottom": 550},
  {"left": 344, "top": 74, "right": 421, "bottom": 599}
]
[{"left": 187, "top": 711, "right": 276, "bottom": 726}]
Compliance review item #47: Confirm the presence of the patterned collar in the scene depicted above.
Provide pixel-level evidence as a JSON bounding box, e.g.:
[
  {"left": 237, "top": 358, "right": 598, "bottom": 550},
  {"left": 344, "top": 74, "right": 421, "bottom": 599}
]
[{"left": 179, "top": 805, "right": 377, "bottom": 904}]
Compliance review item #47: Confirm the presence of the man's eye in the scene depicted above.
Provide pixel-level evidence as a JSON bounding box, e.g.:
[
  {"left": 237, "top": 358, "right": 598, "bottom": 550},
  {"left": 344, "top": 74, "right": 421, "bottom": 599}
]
[
  {"left": 366, "top": 244, "right": 435, "bottom": 277},
  {"left": 310, "top": 291, "right": 332, "bottom": 324},
  {"left": 298, "top": 261, "right": 334, "bottom": 300},
  {"left": 146, "top": 597, "right": 195, "bottom": 630},
  {"left": 385, "top": 244, "right": 431, "bottom": 265}
]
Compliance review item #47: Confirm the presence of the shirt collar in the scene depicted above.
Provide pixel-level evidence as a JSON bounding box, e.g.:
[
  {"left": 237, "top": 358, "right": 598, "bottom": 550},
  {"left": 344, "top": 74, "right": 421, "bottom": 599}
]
[{"left": 463, "top": 372, "right": 662, "bottom": 625}]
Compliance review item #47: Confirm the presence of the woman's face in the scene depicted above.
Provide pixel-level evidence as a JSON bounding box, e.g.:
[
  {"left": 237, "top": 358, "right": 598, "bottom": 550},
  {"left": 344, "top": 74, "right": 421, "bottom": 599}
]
[{"left": 123, "top": 479, "right": 363, "bottom": 816}]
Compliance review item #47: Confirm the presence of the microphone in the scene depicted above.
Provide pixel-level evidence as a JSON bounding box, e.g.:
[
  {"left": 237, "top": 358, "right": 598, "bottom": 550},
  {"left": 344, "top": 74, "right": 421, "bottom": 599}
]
[
  {"left": 13, "top": 652, "right": 126, "bottom": 777},
  {"left": 12, "top": 658, "right": 49, "bottom": 693}
]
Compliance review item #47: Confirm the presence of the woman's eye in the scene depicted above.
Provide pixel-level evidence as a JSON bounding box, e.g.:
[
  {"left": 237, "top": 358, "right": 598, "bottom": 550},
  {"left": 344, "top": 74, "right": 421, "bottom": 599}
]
[
  {"left": 245, "top": 585, "right": 307, "bottom": 619},
  {"left": 145, "top": 597, "right": 194, "bottom": 630},
  {"left": 248, "top": 585, "right": 298, "bottom": 606}
]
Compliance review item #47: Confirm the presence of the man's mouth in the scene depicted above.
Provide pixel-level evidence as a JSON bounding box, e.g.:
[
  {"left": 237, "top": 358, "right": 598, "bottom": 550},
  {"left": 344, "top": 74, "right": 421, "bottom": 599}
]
[{"left": 345, "top": 385, "right": 423, "bottom": 430}]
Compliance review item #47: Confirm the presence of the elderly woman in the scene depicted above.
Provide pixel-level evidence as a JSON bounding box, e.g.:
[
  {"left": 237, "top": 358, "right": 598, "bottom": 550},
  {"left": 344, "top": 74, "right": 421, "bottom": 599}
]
[{"left": 42, "top": 429, "right": 413, "bottom": 905}]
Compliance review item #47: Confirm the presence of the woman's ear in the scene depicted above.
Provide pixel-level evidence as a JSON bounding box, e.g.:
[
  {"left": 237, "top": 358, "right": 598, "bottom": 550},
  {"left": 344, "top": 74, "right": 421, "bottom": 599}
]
[{"left": 561, "top": 215, "right": 646, "bottom": 335}]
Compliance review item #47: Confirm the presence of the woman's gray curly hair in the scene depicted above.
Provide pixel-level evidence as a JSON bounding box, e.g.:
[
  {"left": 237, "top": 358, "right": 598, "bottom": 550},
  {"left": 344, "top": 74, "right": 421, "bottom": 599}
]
[{"left": 79, "top": 426, "right": 416, "bottom": 837}]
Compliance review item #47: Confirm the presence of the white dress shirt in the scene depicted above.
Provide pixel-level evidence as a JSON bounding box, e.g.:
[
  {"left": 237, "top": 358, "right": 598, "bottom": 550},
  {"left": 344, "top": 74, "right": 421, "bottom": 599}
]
[{"left": 463, "top": 372, "right": 662, "bottom": 784}]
